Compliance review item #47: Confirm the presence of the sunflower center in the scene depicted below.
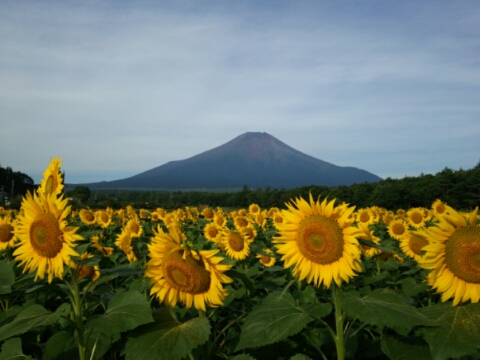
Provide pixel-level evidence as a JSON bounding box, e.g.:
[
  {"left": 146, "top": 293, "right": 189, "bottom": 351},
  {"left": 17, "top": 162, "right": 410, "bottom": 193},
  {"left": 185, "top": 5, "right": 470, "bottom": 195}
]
[
  {"left": 236, "top": 217, "right": 248, "bottom": 227},
  {"left": 207, "top": 227, "right": 218, "bottom": 238},
  {"left": 392, "top": 223, "right": 405, "bottom": 236},
  {"left": 259, "top": 255, "right": 271, "bottom": 265},
  {"left": 45, "top": 175, "right": 57, "bottom": 195},
  {"left": 409, "top": 234, "right": 429, "bottom": 255},
  {"left": 99, "top": 213, "right": 108, "bottom": 223},
  {"left": 162, "top": 251, "right": 211, "bottom": 294},
  {"left": 445, "top": 226, "right": 480, "bottom": 284},
  {"left": 84, "top": 212, "right": 94, "bottom": 222},
  {"left": 296, "top": 215, "right": 344, "bottom": 265},
  {"left": 228, "top": 232, "right": 245, "bottom": 252},
  {"left": 29, "top": 212, "right": 63, "bottom": 258},
  {"left": 410, "top": 212, "right": 423, "bottom": 225},
  {"left": 359, "top": 212, "right": 370, "bottom": 223},
  {"left": 0, "top": 224, "right": 14, "bottom": 243},
  {"left": 435, "top": 203, "right": 446, "bottom": 214},
  {"left": 130, "top": 222, "right": 140, "bottom": 233}
]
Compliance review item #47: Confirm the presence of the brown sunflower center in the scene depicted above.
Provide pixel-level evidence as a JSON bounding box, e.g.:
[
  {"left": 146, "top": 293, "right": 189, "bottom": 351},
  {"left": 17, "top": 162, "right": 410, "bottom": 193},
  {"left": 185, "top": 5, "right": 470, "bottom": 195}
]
[
  {"left": 259, "top": 255, "right": 271, "bottom": 265},
  {"left": 227, "top": 232, "right": 245, "bottom": 252},
  {"left": 29, "top": 212, "right": 63, "bottom": 258},
  {"left": 85, "top": 212, "right": 95, "bottom": 222},
  {"left": 0, "top": 223, "right": 14, "bottom": 243},
  {"left": 435, "top": 203, "right": 446, "bottom": 214},
  {"left": 410, "top": 212, "right": 423, "bottom": 225},
  {"left": 203, "top": 209, "right": 213, "bottom": 219},
  {"left": 162, "top": 251, "right": 211, "bottom": 294},
  {"left": 99, "top": 213, "right": 108, "bottom": 223},
  {"left": 236, "top": 217, "right": 248, "bottom": 227},
  {"left": 359, "top": 212, "right": 370, "bottom": 223},
  {"left": 445, "top": 226, "right": 480, "bottom": 284},
  {"left": 296, "top": 215, "right": 344, "bottom": 265},
  {"left": 206, "top": 226, "right": 218, "bottom": 238},
  {"left": 392, "top": 223, "right": 405, "bottom": 236},
  {"left": 130, "top": 222, "right": 140, "bottom": 233},
  {"left": 409, "top": 234, "right": 429, "bottom": 255}
]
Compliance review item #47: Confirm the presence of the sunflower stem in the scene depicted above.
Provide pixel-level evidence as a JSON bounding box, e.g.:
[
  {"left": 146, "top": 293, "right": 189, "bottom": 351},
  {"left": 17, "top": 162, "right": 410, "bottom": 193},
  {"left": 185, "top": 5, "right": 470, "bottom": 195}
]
[
  {"left": 333, "top": 285, "right": 345, "bottom": 360},
  {"left": 71, "top": 272, "right": 86, "bottom": 360}
]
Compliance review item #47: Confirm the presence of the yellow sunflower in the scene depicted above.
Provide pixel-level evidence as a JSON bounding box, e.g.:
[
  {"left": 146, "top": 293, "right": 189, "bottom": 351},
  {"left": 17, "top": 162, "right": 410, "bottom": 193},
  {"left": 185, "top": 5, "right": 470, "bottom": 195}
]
[
  {"left": 418, "top": 206, "right": 480, "bottom": 306},
  {"left": 406, "top": 207, "right": 428, "bottom": 228},
  {"left": 145, "top": 225, "right": 233, "bottom": 311},
  {"left": 91, "top": 234, "right": 114, "bottom": 257},
  {"left": 221, "top": 228, "right": 253, "bottom": 260},
  {"left": 13, "top": 191, "right": 82, "bottom": 283},
  {"left": 357, "top": 223, "right": 382, "bottom": 258},
  {"left": 126, "top": 217, "right": 143, "bottom": 238},
  {"left": 431, "top": 199, "right": 447, "bottom": 216},
  {"left": 388, "top": 219, "right": 407, "bottom": 240},
  {"left": 202, "top": 207, "right": 214, "bottom": 220},
  {"left": 68, "top": 252, "right": 100, "bottom": 281},
  {"left": 96, "top": 210, "right": 112, "bottom": 228},
  {"left": 79, "top": 209, "right": 96, "bottom": 226},
  {"left": 204, "top": 222, "right": 221, "bottom": 243},
  {"left": 39, "top": 157, "right": 64, "bottom": 197},
  {"left": 233, "top": 215, "right": 250, "bottom": 229},
  {"left": 355, "top": 208, "right": 375, "bottom": 226},
  {"left": 0, "top": 215, "right": 17, "bottom": 251},
  {"left": 214, "top": 213, "right": 226, "bottom": 227},
  {"left": 399, "top": 231, "right": 430, "bottom": 262},
  {"left": 249, "top": 203, "right": 260, "bottom": 214},
  {"left": 274, "top": 194, "right": 362, "bottom": 288},
  {"left": 115, "top": 228, "right": 137, "bottom": 262},
  {"left": 257, "top": 248, "right": 276, "bottom": 267}
]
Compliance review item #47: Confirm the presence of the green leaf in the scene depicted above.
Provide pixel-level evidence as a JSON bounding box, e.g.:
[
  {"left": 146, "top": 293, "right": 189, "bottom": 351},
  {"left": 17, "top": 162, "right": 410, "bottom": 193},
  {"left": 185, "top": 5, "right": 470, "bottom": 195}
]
[
  {"left": 380, "top": 335, "right": 432, "bottom": 360},
  {"left": 418, "top": 302, "right": 480, "bottom": 360},
  {"left": 290, "top": 355, "right": 312, "bottom": 360},
  {"left": 0, "top": 260, "right": 15, "bottom": 294},
  {"left": 0, "top": 338, "right": 33, "bottom": 360},
  {"left": 86, "top": 290, "right": 153, "bottom": 335},
  {"left": 124, "top": 308, "right": 210, "bottom": 360},
  {"left": 401, "top": 278, "right": 429, "bottom": 297},
  {"left": 340, "top": 289, "right": 435, "bottom": 333},
  {"left": 301, "top": 302, "right": 332, "bottom": 319},
  {"left": 85, "top": 329, "right": 112, "bottom": 360},
  {"left": 43, "top": 331, "right": 76, "bottom": 360},
  {"left": 0, "top": 305, "right": 58, "bottom": 341},
  {"left": 235, "top": 291, "right": 313, "bottom": 351},
  {"left": 231, "top": 355, "right": 256, "bottom": 360},
  {"left": 226, "top": 270, "right": 256, "bottom": 296}
]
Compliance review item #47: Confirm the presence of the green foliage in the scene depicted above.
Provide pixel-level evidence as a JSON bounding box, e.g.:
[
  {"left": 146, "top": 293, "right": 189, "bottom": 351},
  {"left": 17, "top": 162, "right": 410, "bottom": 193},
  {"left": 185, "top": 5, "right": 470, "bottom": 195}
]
[
  {"left": 0, "top": 338, "right": 33, "bottom": 360},
  {"left": 0, "top": 261, "right": 15, "bottom": 294}
]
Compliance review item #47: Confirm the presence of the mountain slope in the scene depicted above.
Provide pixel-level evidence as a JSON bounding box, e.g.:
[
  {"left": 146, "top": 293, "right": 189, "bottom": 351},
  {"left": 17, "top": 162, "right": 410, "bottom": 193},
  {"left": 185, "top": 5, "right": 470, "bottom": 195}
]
[{"left": 79, "top": 132, "right": 382, "bottom": 189}]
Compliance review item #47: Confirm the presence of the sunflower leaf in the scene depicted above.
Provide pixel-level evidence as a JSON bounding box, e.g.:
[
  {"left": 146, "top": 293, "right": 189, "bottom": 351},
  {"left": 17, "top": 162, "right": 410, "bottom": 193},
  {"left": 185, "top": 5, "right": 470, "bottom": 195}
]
[
  {"left": 0, "top": 260, "right": 15, "bottom": 294},
  {"left": 235, "top": 291, "right": 313, "bottom": 351},
  {"left": 339, "top": 289, "right": 435, "bottom": 333},
  {"left": 86, "top": 290, "right": 153, "bottom": 335},
  {"left": 124, "top": 308, "right": 210, "bottom": 360},
  {"left": 380, "top": 335, "right": 432, "bottom": 360},
  {"left": 418, "top": 302, "right": 480, "bottom": 360},
  {"left": 43, "top": 331, "right": 76, "bottom": 360},
  {"left": 0, "top": 337, "right": 33, "bottom": 360},
  {"left": 0, "top": 305, "right": 59, "bottom": 342}
]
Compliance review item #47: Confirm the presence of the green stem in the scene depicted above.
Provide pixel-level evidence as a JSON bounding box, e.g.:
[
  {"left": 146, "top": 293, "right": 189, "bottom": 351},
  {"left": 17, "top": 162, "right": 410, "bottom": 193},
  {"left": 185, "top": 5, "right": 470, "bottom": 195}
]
[
  {"left": 71, "top": 273, "right": 86, "bottom": 360},
  {"left": 333, "top": 285, "right": 345, "bottom": 360}
]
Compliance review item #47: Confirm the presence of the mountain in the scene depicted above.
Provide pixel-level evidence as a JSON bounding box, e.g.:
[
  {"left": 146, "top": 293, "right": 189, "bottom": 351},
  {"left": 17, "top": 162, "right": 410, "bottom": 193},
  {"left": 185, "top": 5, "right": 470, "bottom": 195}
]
[{"left": 78, "top": 132, "right": 382, "bottom": 189}]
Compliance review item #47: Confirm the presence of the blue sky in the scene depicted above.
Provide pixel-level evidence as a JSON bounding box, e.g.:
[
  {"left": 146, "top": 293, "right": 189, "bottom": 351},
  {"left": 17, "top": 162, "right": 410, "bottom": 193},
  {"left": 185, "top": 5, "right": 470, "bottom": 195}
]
[{"left": 1, "top": 0, "right": 479, "bottom": 185}]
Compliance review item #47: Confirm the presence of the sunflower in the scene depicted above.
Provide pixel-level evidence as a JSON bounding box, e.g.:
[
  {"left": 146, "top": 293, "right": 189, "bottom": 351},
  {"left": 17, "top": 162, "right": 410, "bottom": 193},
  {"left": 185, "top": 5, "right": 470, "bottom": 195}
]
[
  {"left": 357, "top": 223, "right": 382, "bottom": 258},
  {"left": 432, "top": 199, "right": 447, "bottom": 216},
  {"left": 13, "top": 191, "right": 82, "bottom": 283},
  {"left": 418, "top": 206, "right": 480, "bottom": 306},
  {"left": 115, "top": 228, "right": 137, "bottom": 262},
  {"left": 356, "top": 208, "right": 375, "bottom": 226},
  {"left": 274, "top": 194, "right": 362, "bottom": 288},
  {"left": 399, "top": 231, "right": 430, "bottom": 262},
  {"left": 204, "top": 222, "right": 221, "bottom": 243},
  {"left": 233, "top": 215, "right": 250, "bottom": 229},
  {"left": 388, "top": 219, "right": 407, "bottom": 240},
  {"left": 257, "top": 248, "right": 276, "bottom": 267},
  {"left": 145, "top": 225, "right": 232, "bottom": 311},
  {"left": 202, "top": 207, "right": 214, "bottom": 220},
  {"left": 0, "top": 214, "right": 17, "bottom": 251},
  {"left": 39, "top": 157, "right": 64, "bottom": 197},
  {"left": 91, "top": 234, "right": 114, "bottom": 257},
  {"left": 79, "top": 209, "right": 96, "bottom": 226},
  {"left": 214, "top": 213, "right": 226, "bottom": 227},
  {"left": 221, "top": 228, "right": 252, "bottom": 260},
  {"left": 96, "top": 210, "right": 112, "bottom": 228},
  {"left": 406, "top": 207, "right": 428, "bottom": 228},
  {"left": 69, "top": 252, "right": 100, "bottom": 281},
  {"left": 126, "top": 217, "right": 143, "bottom": 238},
  {"left": 249, "top": 203, "right": 260, "bottom": 214}
]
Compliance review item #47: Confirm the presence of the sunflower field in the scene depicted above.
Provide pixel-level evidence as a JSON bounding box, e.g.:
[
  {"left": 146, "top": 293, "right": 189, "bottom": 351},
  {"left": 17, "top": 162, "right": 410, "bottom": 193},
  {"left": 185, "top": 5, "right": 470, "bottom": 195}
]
[{"left": 0, "top": 158, "right": 479, "bottom": 360}]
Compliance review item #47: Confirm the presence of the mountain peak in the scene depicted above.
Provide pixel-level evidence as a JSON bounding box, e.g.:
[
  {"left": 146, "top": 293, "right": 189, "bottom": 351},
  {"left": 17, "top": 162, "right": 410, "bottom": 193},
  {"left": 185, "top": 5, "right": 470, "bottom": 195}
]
[{"left": 78, "top": 133, "right": 382, "bottom": 189}]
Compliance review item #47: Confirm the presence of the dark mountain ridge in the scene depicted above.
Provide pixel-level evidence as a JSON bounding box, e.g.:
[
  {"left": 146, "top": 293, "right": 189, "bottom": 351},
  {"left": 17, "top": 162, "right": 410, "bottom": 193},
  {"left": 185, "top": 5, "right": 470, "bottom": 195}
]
[{"left": 77, "top": 132, "right": 382, "bottom": 189}]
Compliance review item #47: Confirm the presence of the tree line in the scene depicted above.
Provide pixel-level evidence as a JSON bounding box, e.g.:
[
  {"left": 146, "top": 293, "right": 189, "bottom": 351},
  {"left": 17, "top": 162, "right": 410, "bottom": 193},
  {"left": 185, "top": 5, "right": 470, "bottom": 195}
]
[{"left": 69, "top": 161, "right": 480, "bottom": 211}]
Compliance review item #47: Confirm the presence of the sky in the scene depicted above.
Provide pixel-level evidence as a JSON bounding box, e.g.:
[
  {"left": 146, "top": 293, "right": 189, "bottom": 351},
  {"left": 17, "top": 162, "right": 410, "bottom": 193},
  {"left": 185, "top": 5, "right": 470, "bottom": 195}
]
[{"left": 1, "top": 0, "right": 479, "bottom": 185}]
